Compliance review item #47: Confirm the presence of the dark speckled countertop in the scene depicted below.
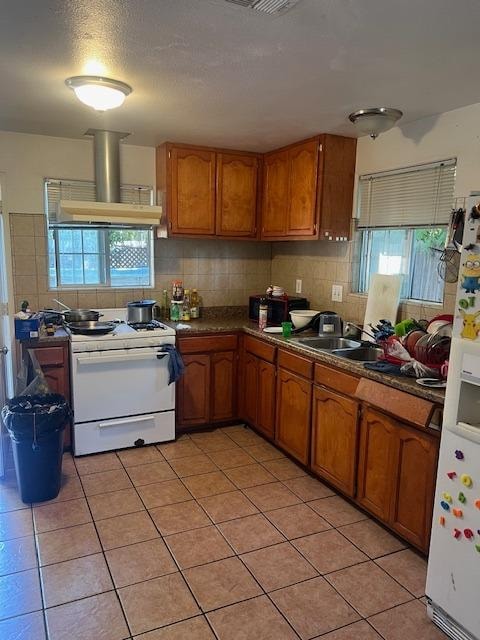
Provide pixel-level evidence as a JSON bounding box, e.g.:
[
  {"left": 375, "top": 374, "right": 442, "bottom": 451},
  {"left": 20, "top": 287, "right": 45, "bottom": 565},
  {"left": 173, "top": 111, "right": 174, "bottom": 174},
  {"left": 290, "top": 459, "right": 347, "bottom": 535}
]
[{"left": 170, "top": 311, "right": 445, "bottom": 406}]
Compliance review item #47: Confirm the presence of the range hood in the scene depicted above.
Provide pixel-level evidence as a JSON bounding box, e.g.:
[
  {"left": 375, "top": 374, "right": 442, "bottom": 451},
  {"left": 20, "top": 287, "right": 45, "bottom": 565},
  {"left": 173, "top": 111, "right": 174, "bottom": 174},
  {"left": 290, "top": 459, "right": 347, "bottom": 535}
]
[{"left": 57, "top": 129, "right": 163, "bottom": 227}]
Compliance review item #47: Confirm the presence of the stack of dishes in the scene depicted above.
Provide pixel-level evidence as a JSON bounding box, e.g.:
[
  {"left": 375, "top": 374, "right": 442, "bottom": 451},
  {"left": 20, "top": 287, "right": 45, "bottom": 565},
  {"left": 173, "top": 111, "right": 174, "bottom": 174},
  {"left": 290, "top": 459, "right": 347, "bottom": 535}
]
[{"left": 272, "top": 286, "right": 285, "bottom": 297}]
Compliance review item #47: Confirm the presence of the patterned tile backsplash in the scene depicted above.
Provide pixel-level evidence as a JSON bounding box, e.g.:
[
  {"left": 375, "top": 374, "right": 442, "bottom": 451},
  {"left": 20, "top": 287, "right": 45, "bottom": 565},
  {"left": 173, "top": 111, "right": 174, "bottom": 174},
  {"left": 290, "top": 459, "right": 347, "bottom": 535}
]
[{"left": 9, "top": 213, "right": 456, "bottom": 322}]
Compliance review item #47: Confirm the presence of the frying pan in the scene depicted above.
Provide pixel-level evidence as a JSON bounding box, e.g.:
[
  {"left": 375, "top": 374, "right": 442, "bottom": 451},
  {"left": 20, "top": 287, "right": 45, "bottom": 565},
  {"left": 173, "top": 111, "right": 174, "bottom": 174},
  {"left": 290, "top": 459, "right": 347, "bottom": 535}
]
[{"left": 66, "top": 321, "right": 116, "bottom": 336}]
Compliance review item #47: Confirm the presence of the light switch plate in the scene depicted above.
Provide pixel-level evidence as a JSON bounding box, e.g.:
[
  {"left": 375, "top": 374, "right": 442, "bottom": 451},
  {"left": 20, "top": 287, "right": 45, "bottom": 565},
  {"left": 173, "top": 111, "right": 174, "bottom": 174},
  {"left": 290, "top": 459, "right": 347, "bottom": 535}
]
[
  {"left": 295, "top": 279, "right": 302, "bottom": 294},
  {"left": 331, "top": 284, "right": 343, "bottom": 302}
]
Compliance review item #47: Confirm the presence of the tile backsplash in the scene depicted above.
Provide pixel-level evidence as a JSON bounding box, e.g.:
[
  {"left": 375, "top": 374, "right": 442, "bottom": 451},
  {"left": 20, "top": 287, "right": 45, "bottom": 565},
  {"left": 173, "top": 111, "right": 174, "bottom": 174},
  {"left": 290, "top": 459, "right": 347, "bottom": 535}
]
[
  {"left": 9, "top": 213, "right": 457, "bottom": 322},
  {"left": 9, "top": 213, "right": 272, "bottom": 312}
]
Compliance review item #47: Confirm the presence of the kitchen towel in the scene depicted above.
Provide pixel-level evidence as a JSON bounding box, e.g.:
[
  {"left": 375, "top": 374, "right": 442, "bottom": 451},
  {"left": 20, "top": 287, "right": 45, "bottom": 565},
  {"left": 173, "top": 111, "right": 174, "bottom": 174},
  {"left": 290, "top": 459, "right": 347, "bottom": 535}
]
[{"left": 161, "top": 345, "right": 185, "bottom": 385}]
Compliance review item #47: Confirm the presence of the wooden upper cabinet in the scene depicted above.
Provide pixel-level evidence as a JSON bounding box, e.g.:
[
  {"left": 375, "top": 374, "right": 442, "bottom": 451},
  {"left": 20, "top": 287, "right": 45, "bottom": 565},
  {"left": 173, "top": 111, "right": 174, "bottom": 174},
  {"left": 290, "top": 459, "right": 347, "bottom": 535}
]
[
  {"left": 169, "top": 146, "right": 216, "bottom": 235},
  {"left": 390, "top": 425, "right": 438, "bottom": 550},
  {"left": 216, "top": 153, "right": 258, "bottom": 237},
  {"left": 275, "top": 368, "right": 312, "bottom": 464},
  {"left": 261, "top": 150, "right": 289, "bottom": 237},
  {"left": 311, "top": 386, "right": 359, "bottom": 497},
  {"left": 357, "top": 407, "right": 398, "bottom": 521},
  {"left": 287, "top": 139, "right": 319, "bottom": 236}
]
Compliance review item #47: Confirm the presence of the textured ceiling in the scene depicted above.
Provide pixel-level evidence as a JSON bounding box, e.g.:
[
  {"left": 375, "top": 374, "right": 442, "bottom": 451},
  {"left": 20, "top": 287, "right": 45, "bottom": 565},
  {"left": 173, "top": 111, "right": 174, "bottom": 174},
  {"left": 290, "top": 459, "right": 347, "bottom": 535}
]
[{"left": 0, "top": 0, "right": 479, "bottom": 150}]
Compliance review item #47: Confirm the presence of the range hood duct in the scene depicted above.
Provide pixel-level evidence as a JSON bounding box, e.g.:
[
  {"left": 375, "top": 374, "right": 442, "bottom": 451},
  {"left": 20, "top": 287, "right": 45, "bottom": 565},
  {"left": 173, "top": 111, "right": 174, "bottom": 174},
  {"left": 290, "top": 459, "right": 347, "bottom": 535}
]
[
  {"left": 90, "top": 129, "right": 127, "bottom": 203},
  {"left": 57, "top": 128, "right": 163, "bottom": 228}
]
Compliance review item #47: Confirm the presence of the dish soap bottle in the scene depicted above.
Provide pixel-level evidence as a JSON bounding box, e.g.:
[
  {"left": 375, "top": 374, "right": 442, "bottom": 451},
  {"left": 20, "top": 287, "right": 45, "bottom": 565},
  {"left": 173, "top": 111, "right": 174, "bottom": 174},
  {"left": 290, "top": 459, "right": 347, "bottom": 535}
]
[
  {"left": 182, "top": 290, "right": 191, "bottom": 322},
  {"left": 190, "top": 289, "right": 200, "bottom": 319}
]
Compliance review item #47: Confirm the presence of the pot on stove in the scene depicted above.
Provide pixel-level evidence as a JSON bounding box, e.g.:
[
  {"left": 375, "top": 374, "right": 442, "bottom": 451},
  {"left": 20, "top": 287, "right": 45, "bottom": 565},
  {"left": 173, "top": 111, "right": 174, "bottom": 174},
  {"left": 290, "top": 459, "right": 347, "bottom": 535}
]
[{"left": 127, "top": 300, "right": 157, "bottom": 324}]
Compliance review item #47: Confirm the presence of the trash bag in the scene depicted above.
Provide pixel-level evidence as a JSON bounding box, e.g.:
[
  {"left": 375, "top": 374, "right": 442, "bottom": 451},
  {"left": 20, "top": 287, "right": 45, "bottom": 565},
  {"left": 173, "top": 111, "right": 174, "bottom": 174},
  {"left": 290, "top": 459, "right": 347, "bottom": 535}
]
[{"left": 1, "top": 394, "right": 70, "bottom": 503}]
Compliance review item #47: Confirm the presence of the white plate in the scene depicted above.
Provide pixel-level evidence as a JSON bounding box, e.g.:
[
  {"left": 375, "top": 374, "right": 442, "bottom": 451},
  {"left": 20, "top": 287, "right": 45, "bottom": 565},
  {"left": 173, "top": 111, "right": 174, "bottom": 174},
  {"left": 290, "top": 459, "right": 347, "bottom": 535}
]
[
  {"left": 416, "top": 378, "right": 446, "bottom": 388},
  {"left": 263, "top": 327, "right": 283, "bottom": 334}
]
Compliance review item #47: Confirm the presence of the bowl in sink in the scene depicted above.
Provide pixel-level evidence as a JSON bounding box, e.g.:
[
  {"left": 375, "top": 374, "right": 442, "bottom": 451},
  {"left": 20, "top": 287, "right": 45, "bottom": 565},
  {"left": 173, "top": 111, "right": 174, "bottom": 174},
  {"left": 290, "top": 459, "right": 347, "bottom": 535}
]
[
  {"left": 294, "top": 337, "right": 361, "bottom": 351},
  {"left": 332, "top": 346, "right": 383, "bottom": 362}
]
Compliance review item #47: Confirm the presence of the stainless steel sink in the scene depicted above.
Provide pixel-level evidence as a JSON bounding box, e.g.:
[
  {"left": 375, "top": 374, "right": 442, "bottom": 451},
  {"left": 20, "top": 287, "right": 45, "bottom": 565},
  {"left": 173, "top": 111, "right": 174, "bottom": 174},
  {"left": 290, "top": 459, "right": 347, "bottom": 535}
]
[
  {"left": 332, "top": 346, "right": 383, "bottom": 361},
  {"left": 293, "top": 337, "right": 361, "bottom": 351}
]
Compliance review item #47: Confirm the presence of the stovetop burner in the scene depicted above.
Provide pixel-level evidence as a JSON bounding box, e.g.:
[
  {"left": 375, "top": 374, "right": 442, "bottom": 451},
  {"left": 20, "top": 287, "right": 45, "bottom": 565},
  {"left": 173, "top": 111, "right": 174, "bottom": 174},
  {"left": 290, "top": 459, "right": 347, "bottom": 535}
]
[{"left": 128, "top": 320, "right": 167, "bottom": 332}]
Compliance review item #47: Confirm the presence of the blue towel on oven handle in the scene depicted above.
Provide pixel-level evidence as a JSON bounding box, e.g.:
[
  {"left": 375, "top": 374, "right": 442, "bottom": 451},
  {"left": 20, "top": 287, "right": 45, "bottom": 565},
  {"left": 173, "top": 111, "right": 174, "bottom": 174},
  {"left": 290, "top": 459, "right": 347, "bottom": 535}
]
[{"left": 158, "top": 344, "right": 185, "bottom": 385}]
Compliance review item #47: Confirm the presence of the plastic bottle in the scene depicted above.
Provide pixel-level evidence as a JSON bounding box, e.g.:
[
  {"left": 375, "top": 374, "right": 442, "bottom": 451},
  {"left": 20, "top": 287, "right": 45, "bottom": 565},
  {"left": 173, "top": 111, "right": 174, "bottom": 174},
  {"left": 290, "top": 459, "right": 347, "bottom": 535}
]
[
  {"left": 259, "top": 297, "right": 268, "bottom": 331},
  {"left": 190, "top": 289, "right": 200, "bottom": 319},
  {"left": 170, "top": 300, "right": 181, "bottom": 322},
  {"left": 162, "top": 290, "right": 169, "bottom": 320},
  {"left": 182, "top": 290, "right": 191, "bottom": 322}
]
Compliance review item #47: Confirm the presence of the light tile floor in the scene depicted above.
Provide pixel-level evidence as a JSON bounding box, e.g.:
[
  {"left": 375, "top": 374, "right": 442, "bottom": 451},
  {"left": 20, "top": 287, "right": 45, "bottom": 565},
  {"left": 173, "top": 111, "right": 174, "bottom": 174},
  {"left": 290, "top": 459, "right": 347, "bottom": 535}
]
[{"left": 0, "top": 425, "right": 448, "bottom": 640}]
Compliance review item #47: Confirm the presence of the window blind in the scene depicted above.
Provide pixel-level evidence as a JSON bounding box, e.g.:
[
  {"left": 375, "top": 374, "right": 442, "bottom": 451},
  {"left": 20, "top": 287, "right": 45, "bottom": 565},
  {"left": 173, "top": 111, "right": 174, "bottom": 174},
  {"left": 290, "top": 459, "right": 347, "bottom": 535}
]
[
  {"left": 44, "top": 179, "right": 153, "bottom": 225},
  {"left": 356, "top": 158, "right": 456, "bottom": 228}
]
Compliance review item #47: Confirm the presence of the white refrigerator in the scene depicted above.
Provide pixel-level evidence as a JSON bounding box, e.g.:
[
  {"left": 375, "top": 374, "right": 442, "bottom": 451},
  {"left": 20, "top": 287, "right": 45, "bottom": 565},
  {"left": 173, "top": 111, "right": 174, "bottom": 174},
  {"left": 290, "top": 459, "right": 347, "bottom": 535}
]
[{"left": 426, "top": 194, "right": 480, "bottom": 640}]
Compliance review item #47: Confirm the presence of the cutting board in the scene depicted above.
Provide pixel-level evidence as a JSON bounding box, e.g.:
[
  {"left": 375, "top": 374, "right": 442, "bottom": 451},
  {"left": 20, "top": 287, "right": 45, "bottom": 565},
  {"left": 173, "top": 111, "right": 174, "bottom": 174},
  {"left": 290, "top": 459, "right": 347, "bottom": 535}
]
[{"left": 363, "top": 274, "right": 402, "bottom": 335}]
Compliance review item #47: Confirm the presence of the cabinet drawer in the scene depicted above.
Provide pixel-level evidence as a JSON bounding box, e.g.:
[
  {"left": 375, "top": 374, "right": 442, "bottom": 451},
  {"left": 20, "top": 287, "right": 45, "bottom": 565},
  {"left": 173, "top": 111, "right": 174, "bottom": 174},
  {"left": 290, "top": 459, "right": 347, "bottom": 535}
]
[
  {"left": 177, "top": 334, "right": 238, "bottom": 354},
  {"left": 278, "top": 349, "right": 313, "bottom": 379},
  {"left": 314, "top": 363, "right": 359, "bottom": 396},
  {"left": 33, "top": 346, "right": 65, "bottom": 367},
  {"left": 244, "top": 335, "right": 276, "bottom": 363}
]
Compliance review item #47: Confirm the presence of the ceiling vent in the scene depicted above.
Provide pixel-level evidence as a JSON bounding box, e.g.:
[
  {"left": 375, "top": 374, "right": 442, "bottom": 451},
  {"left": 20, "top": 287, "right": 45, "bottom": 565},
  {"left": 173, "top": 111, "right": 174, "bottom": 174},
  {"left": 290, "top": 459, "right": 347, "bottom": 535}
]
[{"left": 224, "top": 0, "right": 303, "bottom": 16}]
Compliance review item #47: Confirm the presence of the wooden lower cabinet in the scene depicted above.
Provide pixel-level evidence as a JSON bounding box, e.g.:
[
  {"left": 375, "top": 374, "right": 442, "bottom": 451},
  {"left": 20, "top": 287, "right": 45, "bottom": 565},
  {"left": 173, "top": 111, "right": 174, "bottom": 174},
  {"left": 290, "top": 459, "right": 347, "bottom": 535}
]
[
  {"left": 311, "top": 386, "right": 359, "bottom": 497},
  {"left": 176, "top": 335, "right": 239, "bottom": 428},
  {"left": 242, "top": 353, "right": 275, "bottom": 440},
  {"left": 390, "top": 424, "right": 438, "bottom": 549},
  {"left": 211, "top": 351, "right": 237, "bottom": 422},
  {"left": 176, "top": 354, "right": 211, "bottom": 426},
  {"left": 275, "top": 368, "right": 311, "bottom": 464},
  {"left": 357, "top": 406, "right": 439, "bottom": 552}
]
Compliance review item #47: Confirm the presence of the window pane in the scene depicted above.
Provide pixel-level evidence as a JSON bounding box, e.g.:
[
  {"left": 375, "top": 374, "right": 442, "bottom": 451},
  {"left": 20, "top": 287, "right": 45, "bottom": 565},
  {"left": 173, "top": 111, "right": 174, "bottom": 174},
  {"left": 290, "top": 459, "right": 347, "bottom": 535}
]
[
  {"left": 48, "top": 229, "right": 57, "bottom": 288},
  {"left": 82, "top": 229, "right": 100, "bottom": 253},
  {"left": 83, "top": 254, "right": 102, "bottom": 284},
  {"left": 357, "top": 227, "right": 445, "bottom": 303},
  {"left": 108, "top": 229, "right": 152, "bottom": 287}
]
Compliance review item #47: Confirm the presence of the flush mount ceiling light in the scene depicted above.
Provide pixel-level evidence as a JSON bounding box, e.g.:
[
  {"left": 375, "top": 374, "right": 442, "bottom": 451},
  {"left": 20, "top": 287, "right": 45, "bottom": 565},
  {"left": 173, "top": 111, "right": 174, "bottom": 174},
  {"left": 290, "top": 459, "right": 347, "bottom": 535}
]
[
  {"left": 65, "top": 76, "right": 132, "bottom": 111},
  {"left": 348, "top": 107, "right": 403, "bottom": 139}
]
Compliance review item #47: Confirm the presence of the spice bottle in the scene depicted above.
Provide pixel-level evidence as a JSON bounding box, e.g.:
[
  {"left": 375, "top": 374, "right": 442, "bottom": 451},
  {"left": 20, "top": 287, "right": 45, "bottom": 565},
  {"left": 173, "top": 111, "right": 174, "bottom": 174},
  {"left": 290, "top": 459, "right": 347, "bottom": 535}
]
[
  {"left": 259, "top": 297, "right": 268, "bottom": 331},
  {"left": 162, "top": 290, "right": 169, "bottom": 320}
]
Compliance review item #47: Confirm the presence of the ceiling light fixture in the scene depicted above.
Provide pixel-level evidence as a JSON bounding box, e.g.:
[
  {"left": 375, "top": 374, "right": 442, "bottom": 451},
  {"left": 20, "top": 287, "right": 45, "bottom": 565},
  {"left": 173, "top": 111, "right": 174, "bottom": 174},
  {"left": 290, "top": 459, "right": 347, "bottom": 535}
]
[
  {"left": 348, "top": 107, "right": 403, "bottom": 139},
  {"left": 65, "top": 76, "right": 132, "bottom": 111}
]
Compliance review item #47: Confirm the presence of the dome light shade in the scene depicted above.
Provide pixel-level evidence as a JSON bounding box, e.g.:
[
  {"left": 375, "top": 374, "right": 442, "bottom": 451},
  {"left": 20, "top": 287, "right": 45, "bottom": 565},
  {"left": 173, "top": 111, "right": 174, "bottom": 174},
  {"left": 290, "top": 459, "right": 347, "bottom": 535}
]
[
  {"left": 65, "top": 76, "right": 132, "bottom": 111},
  {"left": 348, "top": 107, "right": 403, "bottom": 139}
]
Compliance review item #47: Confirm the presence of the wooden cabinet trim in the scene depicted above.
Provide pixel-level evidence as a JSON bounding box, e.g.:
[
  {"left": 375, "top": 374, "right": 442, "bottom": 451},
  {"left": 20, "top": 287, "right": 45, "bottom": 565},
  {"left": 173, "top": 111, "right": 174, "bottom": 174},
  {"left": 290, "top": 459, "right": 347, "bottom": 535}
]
[
  {"left": 355, "top": 378, "right": 434, "bottom": 429},
  {"left": 244, "top": 335, "right": 276, "bottom": 363},
  {"left": 314, "top": 363, "right": 359, "bottom": 396},
  {"left": 177, "top": 335, "right": 238, "bottom": 354},
  {"left": 277, "top": 349, "right": 313, "bottom": 379}
]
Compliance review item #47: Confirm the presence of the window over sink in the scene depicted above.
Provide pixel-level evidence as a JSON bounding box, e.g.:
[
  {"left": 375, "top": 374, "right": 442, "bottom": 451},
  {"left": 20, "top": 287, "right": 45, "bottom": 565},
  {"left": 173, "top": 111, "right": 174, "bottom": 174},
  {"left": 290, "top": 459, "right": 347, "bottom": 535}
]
[
  {"left": 44, "top": 179, "right": 154, "bottom": 289},
  {"left": 354, "top": 158, "right": 456, "bottom": 304}
]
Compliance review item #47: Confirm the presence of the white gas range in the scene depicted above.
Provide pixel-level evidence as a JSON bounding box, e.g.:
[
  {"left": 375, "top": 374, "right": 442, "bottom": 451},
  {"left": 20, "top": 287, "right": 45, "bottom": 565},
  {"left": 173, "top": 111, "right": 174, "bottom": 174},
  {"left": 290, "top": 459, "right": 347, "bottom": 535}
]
[{"left": 68, "top": 309, "right": 177, "bottom": 456}]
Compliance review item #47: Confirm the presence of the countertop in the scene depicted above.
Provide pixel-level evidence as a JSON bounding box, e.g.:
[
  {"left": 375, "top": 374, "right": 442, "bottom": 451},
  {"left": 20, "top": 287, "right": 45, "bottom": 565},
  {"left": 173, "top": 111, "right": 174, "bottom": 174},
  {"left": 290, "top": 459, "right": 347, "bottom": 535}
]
[
  {"left": 25, "top": 311, "right": 445, "bottom": 405},
  {"left": 171, "top": 317, "right": 445, "bottom": 405}
]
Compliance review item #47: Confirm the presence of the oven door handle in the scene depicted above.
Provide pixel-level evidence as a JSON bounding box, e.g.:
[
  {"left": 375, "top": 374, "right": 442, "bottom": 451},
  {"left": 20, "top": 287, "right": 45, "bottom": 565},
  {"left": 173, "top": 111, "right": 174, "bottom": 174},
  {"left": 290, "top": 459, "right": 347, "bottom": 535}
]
[
  {"left": 76, "top": 351, "right": 169, "bottom": 366},
  {"left": 98, "top": 415, "right": 155, "bottom": 429}
]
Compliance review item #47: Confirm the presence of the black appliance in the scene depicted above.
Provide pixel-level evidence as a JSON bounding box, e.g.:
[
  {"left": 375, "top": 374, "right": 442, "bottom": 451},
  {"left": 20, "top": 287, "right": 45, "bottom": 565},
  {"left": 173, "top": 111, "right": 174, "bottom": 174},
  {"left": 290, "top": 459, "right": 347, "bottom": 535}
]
[{"left": 248, "top": 295, "right": 309, "bottom": 325}]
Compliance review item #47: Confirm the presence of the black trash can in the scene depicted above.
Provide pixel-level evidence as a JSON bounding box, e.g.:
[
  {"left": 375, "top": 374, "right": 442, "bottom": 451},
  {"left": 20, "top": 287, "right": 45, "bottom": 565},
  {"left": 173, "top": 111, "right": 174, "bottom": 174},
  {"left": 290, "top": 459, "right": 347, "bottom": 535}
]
[{"left": 1, "top": 394, "right": 70, "bottom": 503}]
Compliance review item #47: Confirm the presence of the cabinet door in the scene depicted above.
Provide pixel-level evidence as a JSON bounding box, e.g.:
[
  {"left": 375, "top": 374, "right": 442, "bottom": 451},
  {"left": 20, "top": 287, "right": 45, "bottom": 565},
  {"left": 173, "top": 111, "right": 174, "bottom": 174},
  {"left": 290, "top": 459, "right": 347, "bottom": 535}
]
[
  {"left": 211, "top": 351, "right": 237, "bottom": 422},
  {"left": 170, "top": 147, "right": 216, "bottom": 235},
  {"left": 357, "top": 407, "right": 398, "bottom": 521},
  {"left": 216, "top": 153, "right": 258, "bottom": 237},
  {"left": 261, "top": 150, "right": 289, "bottom": 237},
  {"left": 275, "top": 368, "right": 311, "bottom": 464},
  {"left": 286, "top": 139, "right": 319, "bottom": 236},
  {"left": 257, "top": 359, "right": 276, "bottom": 440},
  {"left": 243, "top": 352, "right": 259, "bottom": 427},
  {"left": 311, "top": 386, "right": 359, "bottom": 497},
  {"left": 176, "top": 354, "right": 211, "bottom": 426},
  {"left": 390, "top": 425, "right": 438, "bottom": 551}
]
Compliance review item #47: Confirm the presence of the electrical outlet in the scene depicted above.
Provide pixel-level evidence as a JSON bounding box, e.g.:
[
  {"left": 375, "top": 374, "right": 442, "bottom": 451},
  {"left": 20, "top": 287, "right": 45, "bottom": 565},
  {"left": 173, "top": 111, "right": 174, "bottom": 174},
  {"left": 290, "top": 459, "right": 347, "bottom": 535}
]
[
  {"left": 331, "top": 284, "right": 343, "bottom": 302},
  {"left": 295, "top": 279, "right": 302, "bottom": 294}
]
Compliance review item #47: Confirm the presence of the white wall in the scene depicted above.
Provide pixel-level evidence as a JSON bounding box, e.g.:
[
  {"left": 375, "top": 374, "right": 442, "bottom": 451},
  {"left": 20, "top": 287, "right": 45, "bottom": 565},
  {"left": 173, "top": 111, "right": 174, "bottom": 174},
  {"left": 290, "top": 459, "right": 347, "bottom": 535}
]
[
  {"left": 0, "top": 130, "right": 155, "bottom": 214},
  {"left": 355, "top": 101, "right": 480, "bottom": 198}
]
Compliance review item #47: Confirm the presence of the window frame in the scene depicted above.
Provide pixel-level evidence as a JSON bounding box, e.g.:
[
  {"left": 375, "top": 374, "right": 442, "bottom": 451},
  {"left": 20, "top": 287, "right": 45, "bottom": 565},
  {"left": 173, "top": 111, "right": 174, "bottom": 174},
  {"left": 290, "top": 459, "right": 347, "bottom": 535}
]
[{"left": 48, "top": 226, "right": 154, "bottom": 290}]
